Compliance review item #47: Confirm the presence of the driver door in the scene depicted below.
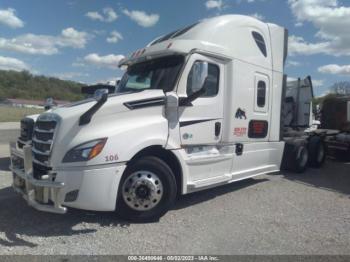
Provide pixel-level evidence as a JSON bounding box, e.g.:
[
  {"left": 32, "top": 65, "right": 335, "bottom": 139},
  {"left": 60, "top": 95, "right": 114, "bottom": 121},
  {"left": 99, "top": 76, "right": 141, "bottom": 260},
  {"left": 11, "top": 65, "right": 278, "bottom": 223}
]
[{"left": 177, "top": 54, "right": 224, "bottom": 145}]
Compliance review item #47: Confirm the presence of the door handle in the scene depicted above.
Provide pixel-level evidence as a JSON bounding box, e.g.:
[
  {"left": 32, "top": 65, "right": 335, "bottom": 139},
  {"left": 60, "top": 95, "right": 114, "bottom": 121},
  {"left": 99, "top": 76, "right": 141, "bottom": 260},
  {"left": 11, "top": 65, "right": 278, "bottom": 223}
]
[
  {"left": 215, "top": 122, "right": 221, "bottom": 137},
  {"left": 235, "top": 143, "right": 243, "bottom": 156}
]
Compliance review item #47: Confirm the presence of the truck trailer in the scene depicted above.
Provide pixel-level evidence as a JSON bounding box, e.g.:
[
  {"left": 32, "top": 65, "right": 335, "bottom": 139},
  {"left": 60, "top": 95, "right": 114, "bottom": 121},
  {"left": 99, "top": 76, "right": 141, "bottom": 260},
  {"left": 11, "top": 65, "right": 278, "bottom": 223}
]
[
  {"left": 321, "top": 96, "right": 350, "bottom": 160},
  {"left": 9, "top": 15, "right": 326, "bottom": 221}
]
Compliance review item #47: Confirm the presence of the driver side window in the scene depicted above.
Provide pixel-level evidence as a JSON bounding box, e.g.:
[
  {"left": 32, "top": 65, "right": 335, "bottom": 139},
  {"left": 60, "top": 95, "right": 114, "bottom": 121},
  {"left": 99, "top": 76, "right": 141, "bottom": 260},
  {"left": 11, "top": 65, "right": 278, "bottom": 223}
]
[{"left": 187, "top": 61, "right": 219, "bottom": 97}]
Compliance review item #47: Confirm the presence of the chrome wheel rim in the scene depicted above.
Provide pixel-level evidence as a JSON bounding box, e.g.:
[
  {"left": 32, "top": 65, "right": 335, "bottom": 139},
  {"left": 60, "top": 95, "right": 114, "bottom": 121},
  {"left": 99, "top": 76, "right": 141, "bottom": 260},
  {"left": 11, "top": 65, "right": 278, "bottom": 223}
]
[{"left": 122, "top": 171, "right": 163, "bottom": 211}]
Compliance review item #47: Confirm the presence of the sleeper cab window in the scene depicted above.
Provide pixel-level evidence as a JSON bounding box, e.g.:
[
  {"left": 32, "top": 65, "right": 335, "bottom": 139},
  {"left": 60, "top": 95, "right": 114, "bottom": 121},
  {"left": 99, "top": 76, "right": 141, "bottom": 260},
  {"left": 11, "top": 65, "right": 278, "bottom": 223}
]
[
  {"left": 187, "top": 61, "right": 219, "bottom": 97},
  {"left": 257, "top": 80, "right": 266, "bottom": 107},
  {"left": 252, "top": 31, "right": 267, "bottom": 57}
]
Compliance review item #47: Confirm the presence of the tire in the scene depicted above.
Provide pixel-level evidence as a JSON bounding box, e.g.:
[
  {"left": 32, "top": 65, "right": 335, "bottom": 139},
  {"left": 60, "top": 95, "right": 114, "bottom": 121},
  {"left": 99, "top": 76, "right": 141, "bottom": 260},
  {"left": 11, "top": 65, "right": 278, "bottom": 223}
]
[
  {"left": 281, "top": 140, "right": 309, "bottom": 173},
  {"left": 292, "top": 144, "right": 309, "bottom": 173},
  {"left": 308, "top": 136, "right": 326, "bottom": 168},
  {"left": 116, "top": 156, "right": 177, "bottom": 222},
  {"left": 281, "top": 143, "right": 294, "bottom": 171}
]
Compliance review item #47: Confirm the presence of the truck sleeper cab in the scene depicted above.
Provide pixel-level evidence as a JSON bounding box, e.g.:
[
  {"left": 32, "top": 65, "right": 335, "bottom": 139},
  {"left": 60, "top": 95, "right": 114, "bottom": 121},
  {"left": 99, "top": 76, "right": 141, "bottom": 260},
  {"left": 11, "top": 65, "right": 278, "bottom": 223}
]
[{"left": 10, "top": 15, "right": 289, "bottom": 221}]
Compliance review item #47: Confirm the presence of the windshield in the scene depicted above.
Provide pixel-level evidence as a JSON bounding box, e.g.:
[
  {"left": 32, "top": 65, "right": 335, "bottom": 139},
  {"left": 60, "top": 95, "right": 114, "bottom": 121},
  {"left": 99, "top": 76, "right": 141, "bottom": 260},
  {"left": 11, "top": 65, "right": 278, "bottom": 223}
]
[{"left": 116, "top": 55, "right": 184, "bottom": 94}]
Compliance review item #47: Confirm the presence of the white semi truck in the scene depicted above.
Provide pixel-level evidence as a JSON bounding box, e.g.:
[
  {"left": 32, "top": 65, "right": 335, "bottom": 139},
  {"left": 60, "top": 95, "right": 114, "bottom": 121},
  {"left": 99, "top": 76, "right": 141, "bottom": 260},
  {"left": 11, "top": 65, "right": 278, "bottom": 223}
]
[{"left": 9, "top": 15, "right": 325, "bottom": 221}]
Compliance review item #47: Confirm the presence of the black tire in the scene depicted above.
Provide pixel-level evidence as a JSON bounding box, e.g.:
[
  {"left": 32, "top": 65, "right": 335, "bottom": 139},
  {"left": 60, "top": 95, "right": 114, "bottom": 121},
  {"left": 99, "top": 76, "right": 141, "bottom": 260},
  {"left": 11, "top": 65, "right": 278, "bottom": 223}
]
[
  {"left": 308, "top": 136, "right": 326, "bottom": 168},
  {"left": 281, "top": 143, "right": 294, "bottom": 171},
  {"left": 292, "top": 144, "right": 309, "bottom": 173},
  {"left": 281, "top": 141, "right": 308, "bottom": 173},
  {"left": 116, "top": 156, "right": 177, "bottom": 222}
]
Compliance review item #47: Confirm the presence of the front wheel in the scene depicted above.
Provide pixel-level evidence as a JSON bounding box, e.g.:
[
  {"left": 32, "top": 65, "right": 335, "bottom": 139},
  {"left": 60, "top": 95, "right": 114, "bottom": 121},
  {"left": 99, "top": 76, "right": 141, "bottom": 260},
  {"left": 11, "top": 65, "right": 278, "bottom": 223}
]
[{"left": 116, "top": 156, "right": 177, "bottom": 222}]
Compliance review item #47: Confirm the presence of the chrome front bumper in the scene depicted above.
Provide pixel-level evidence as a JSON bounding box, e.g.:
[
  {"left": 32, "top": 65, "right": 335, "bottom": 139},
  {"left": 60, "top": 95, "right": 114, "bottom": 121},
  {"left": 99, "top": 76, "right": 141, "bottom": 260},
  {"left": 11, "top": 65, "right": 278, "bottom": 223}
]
[{"left": 9, "top": 142, "right": 67, "bottom": 214}]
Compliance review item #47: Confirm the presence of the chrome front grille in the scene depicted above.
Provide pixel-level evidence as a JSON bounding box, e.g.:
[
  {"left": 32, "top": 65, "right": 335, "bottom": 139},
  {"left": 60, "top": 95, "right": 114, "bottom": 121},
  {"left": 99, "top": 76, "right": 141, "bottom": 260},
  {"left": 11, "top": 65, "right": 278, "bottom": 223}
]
[
  {"left": 34, "top": 131, "right": 54, "bottom": 142},
  {"left": 33, "top": 140, "right": 51, "bottom": 152},
  {"left": 18, "top": 117, "right": 35, "bottom": 148},
  {"left": 32, "top": 114, "right": 59, "bottom": 168},
  {"left": 35, "top": 120, "right": 56, "bottom": 131}
]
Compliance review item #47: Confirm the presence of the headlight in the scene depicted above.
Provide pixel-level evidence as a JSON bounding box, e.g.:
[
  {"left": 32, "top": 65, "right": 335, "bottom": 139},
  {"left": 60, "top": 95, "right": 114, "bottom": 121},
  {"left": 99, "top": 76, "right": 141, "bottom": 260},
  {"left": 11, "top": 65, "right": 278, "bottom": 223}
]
[{"left": 62, "top": 138, "right": 107, "bottom": 163}]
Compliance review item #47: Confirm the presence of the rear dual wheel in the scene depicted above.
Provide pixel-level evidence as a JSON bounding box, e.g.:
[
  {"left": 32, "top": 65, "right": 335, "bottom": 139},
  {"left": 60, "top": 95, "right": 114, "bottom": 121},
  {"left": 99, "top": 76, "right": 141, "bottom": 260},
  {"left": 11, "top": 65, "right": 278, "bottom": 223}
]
[
  {"left": 308, "top": 136, "right": 326, "bottom": 168},
  {"left": 293, "top": 144, "right": 309, "bottom": 173},
  {"left": 116, "top": 156, "right": 177, "bottom": 222},
  {"left": 282, "top": 136, "right": 326, "bottom": 173},
  {"left": 281, "top": 141, "right": 309, "bottom": 173}
]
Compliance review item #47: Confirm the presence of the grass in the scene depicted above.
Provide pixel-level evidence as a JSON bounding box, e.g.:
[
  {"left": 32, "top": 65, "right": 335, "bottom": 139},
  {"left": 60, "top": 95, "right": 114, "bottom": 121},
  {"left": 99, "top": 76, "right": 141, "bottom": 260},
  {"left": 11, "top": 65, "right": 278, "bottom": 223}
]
[{"left": 0, "top": 105, "right": 43, "bottom": 122}]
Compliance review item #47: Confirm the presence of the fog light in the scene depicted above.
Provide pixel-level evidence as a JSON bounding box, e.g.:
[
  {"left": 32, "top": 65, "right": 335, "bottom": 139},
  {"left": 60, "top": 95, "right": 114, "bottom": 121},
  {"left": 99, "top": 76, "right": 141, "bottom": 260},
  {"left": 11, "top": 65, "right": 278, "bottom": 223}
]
[{"left": 64, "top": 190, "right": 79, "bottom": 202}]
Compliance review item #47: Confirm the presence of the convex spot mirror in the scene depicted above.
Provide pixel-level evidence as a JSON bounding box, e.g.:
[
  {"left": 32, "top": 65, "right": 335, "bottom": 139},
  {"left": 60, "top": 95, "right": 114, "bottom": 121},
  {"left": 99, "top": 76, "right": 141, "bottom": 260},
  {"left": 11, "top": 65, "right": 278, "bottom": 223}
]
[{"left": 94, "top": 88, "right": 109, "bottom": 101}]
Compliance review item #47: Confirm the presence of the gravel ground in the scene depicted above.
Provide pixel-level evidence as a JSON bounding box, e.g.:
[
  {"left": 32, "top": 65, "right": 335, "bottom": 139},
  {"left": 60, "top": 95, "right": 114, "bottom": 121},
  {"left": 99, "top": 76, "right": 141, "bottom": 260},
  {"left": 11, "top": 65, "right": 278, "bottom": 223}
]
[
  {"left": 0, "top": 122, "right": 19, "bottom": 144},
  {"left": 0, "top": 122, "right": 20, "bottom": 130},
  {"left": 0, "top": 130, "right": 19, "bottom": 144},
  {"left": 0, "top": 143, "right": 349, "bottom": 255}
]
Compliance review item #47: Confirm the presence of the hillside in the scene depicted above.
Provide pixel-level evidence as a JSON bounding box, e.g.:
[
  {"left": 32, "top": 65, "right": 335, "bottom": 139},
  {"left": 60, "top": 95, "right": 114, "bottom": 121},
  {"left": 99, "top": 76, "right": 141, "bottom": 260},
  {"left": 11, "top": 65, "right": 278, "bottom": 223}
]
[{"left": 0, "top": 70, "right": 84, "bottom": 102}]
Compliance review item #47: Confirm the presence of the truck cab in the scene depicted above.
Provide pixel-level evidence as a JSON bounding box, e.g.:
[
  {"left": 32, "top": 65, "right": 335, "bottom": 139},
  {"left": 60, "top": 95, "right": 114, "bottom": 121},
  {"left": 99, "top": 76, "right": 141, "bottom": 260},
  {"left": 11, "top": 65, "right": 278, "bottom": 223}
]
[{"left": 10, "top": 15, "right": 289, "bottom": 221}]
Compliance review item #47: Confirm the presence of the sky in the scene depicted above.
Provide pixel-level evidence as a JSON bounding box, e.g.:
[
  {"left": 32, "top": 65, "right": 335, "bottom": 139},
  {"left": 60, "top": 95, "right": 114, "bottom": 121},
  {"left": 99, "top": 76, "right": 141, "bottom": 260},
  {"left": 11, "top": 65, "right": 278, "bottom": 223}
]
[{"left": 0, "top": 0, "right": 350, "bottom": 97}]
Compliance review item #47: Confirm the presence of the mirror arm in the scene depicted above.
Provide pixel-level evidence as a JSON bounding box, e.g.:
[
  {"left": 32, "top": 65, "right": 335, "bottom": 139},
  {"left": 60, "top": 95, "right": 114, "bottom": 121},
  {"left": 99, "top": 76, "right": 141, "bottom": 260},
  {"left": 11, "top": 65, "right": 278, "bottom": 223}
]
[
  {"left": 179, "top": 87, "right": 206, "bottom": 106},
  {"left": 79, "top": 93, "right": 108, "bottom": 126},
  {"left": 178, "top": 97, "right": 192, "bottom": 107}
]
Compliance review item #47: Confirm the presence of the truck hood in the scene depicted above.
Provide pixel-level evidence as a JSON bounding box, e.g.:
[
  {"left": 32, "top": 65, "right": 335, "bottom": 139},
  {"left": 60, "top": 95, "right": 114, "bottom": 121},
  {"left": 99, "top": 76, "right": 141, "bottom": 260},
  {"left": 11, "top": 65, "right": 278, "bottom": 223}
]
[
  {"left": 39, "top": 89, "right": 167, "bottom": 167},
  {"left": 50, "top": 89, "right": 166, "bottom": 122}
]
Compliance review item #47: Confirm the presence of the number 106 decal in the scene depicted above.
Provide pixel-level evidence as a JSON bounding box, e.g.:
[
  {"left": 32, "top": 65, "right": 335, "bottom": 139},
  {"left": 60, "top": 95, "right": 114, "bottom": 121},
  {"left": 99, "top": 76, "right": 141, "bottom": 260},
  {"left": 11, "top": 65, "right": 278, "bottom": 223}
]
[{"left": 105, "top": 154, "right": 118, "bottom": 162}]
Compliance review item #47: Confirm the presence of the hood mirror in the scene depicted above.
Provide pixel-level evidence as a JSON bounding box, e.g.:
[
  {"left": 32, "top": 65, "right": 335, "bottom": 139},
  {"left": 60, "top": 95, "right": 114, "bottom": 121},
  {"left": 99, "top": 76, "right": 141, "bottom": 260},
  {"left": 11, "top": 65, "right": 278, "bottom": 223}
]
[
  {"left": 44, "top": 97, "right": 55, "bottom": 110},
  {"left": 80, "top": 89, "right": 109, "bottom": 126},
  {"left": 94, "top": 88, "right": 109, "bottom": 101}
]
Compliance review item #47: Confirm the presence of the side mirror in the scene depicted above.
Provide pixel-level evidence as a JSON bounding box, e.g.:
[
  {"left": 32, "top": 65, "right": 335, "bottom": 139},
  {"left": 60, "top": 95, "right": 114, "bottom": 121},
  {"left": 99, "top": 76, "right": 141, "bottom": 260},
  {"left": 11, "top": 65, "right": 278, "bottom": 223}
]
[
  {"left": 179, "top": 61, "right": 211, "bottom": 106},
  {"left": 179, "top": 77, "right": 209, "bottom": 106},
  {"left": 165, "top": 92, "right": 179, "bottom": 126},
  {"left": 94, "top": 88, "right": 109, "bottom": 101}
]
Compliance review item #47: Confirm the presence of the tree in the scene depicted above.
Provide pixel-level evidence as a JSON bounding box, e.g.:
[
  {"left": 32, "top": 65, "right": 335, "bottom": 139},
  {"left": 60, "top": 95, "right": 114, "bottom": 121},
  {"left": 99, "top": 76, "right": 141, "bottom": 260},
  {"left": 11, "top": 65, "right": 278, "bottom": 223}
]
[
  {"left": 330, "top": 81, "right": 350, "bottom": 95},
  {"left": 0, "top": 70, "right": 84, "bottom": 101}
]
